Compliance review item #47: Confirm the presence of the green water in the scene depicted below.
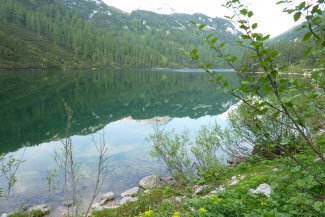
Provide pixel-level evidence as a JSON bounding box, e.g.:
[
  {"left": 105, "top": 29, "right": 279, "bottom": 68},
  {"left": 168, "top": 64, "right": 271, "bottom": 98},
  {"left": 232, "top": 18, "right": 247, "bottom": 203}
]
[{"left": 0, "top": 69, "right": 238, "bottom": 212}]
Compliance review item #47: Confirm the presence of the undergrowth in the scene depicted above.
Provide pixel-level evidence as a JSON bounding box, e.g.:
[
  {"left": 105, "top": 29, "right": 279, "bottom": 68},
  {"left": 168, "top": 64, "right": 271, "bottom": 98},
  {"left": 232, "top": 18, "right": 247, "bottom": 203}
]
[{"left": 92, "top": 152, "right": 325, "bottom": 217}]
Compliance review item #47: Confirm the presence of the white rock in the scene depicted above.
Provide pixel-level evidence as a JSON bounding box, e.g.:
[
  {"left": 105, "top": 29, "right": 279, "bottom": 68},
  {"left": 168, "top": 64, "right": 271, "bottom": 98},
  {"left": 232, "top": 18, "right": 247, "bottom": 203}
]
[
  {"left": 139, "top": 175, "right": 161, "bottom": 189},
  {"left": 121, "top": 187, "right": 140, "bottom": 198},
  {"left": 101, "top": 191, "right": 115, "bottom": 200},
  {"left": 22, "top": 204, "right": 31, "bottom": 211},
  {"left": 210, "top": 185, "right": 225, "bottom": 194},
  {"left": 160, "top": 176, "right": 176, "bottom": 185},
  {"left": 229, "top": 176, "right": 239, "bottom": 185},
  {"left": 104, "top": 203, "right": 120, "bottom": 209},
  {"left": 248, "top": 183, "right": 272, "bottom": 197},
  {"left": 193, "top": 185, "right": 209, "bottom": 195},
  {"left": 28, "top": 204, "right": 51, "bottom": 215},
  {"left": 1, "top": 213, "right": 9, "bottom": 217},
  {"left": 100, "top": 192, "right": 115, "bottom": 206},
  {"left": 91, "top": 202, "right": 100, "bottom": 210},
  {"left": 119, "top": 196, "right": 138, "bottom": 205},
  {"left": 62, "top": 200, "right": 73, "bottom": 207},
  {"left": 163, "top": 196, "right": 183, "bottom": 203}
]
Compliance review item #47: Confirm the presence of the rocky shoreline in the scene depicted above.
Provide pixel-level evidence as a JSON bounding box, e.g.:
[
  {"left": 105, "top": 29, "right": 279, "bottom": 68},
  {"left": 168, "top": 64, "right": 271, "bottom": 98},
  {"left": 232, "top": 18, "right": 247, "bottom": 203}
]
[
  {"left": 1, "top": 157, "right": 273, "bottom": 217},
  {"left": 91, "top": 175, "right": 176, "bottom": 212},
  {"left": 1, "top": 171, "right": 275, "bottom": 217},
  {"left": 0, "top": 175, "right": 176, "bottom": 217}
]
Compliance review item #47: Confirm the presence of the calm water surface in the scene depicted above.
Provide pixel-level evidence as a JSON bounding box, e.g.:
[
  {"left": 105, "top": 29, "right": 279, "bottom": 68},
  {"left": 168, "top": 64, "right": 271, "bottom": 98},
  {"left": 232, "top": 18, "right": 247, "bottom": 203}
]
[{"left": 0, "top": 69, "right": 238, "bottom": 213}]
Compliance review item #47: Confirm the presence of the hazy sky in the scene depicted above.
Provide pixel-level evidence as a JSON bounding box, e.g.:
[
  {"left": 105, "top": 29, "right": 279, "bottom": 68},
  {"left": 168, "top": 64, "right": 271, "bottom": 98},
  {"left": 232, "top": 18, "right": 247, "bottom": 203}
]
[{"left": 103, "top": 0, "right": 301, "bottom": 37}]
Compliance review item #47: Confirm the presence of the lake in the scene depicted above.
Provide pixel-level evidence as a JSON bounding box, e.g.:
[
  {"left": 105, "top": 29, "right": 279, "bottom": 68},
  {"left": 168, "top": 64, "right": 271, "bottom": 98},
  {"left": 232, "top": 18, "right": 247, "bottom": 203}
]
[{"left": 0, "top": 69, "right": 238, "bottom": 213}]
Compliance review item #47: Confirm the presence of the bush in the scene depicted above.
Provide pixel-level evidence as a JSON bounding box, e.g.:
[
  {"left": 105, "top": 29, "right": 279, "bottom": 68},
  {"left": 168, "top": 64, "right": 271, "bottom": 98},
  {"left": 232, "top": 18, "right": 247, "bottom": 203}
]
[{"left": 150, "top": 125, "right": 227, "bottom": 184}]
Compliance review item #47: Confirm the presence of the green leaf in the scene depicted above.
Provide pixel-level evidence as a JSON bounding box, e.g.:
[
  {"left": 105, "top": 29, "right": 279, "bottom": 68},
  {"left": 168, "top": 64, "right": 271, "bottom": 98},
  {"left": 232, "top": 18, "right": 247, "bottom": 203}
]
[
  {"left": 260, "top": 107, "right": 269, "bottom": 114},
  {"left": 313, "top": 201, "right": 323, "bottom": 212},
  {"left": 262, "top": 35, "right": 270, "bottom": 40},
  {"left": 247, "top": 11, "right": 254, "bottom": 18},
  {"left": 270, "top": 51, "right": 279, "bottom": 58},
  {"left": 280, "top": 138, "right": 290, "bottom": 145},
  {"left": 311, "top": 5, "right": 322, "bottom": 15},
  {"left": 239, "top": 24, "right": 249, "bottom": 30},
  {"left": 205, "top": 34, "right": 213, "bottom": 40},
  {"left": 296, "top": 179, "right": 306, "bottom": 187},
  {"left": 241, "top": 81, "right": 250, "bottom": 87},
  {"left": 211, "top": 37, "right": 218, "bottom": 44},
  {"left": 216, "top": 75, "right": 224, "bottom": 81},
  {"left": 278, "top": 85, "right": 286, "bottom": 93},
  {"left": 272, "top": 111, "right": 281, "bottom": 118},
  {"left": 286, "top": 9, "right": 295, "bottom": 14},
  {"left": 191, "top": 49, "right": 198, "bottom": 55},
  {"left": 241, "top": 35, "right": 250, "bottom": 39},
  {"left": 223, "top": 81, "right": 229, "bottom": 87},
  {"left": 205, "top": 63, "right": 214, "bottom": 68},
  {"left": 199, "top": 24, "right": 206, "bottom": 30},
  {"left": 276, "top": 1, "right": 285, "bottom": 5},
  {"left": 240, "top": 9, "right": 248, "bottom": 15},
  {"left": 252, "top": 23, "right": 258, "bottom": 29},
  {"left": 297, "top": 2, "right": 306, "bottom": 10},
  {"left": 303, "top": 32, "right": 312, "bottom": 41},
  {"left": 238, "top": 20, "right": 247, "bottom": 24},
  {"left": 228, "top": 56, "right": 237, "bottom": 62},
  {"left": 293, "top": 12, "right": 302, "bottom": 21}
]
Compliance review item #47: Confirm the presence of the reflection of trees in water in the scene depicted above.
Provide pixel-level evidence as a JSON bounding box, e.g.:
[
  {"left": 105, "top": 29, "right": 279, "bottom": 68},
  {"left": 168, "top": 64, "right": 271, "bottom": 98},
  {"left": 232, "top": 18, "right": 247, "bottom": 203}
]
[{"left": 0, "top": 70, "right": 238, "bottom": 153}]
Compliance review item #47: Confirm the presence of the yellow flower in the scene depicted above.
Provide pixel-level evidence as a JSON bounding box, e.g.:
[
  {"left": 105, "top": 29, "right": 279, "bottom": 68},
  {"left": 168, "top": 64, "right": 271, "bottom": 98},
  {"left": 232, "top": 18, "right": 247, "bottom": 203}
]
[
  {"left": 144, "top": 210, "right": 154, "bottom": 216},
  {"left": 198, "top": 208, "right": 207, "bottom": 213},
  {"left": 172, "top": 211, "right": 181, "bottom": 217}
]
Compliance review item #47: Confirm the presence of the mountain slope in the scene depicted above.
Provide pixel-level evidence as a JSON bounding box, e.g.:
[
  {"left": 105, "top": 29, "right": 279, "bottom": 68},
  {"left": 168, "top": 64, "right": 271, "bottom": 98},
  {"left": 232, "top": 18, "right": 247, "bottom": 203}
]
[
  {"left": 0, "top": 0, "right": 243, "bottom": 69},
  {"left": 268, "top": 25, "right": 319, "bottom": 67}
]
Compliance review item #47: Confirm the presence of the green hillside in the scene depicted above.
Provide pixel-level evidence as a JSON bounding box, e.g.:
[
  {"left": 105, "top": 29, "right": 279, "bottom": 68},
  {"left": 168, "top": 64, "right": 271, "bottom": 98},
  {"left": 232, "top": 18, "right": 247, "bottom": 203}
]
[{"left": 0, "top": 0, "right": 243, "bottom": 69}]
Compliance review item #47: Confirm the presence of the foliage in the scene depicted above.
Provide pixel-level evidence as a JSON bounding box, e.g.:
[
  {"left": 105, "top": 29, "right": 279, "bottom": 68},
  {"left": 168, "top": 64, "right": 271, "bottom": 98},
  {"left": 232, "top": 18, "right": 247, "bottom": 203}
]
[
  {"left": 92, "top": 152, "right": 324, "bottom": 217},
  {"left": 0, "top": 150, "right": 25, "bottom": 212},
  {"left": 186, "top": 156, "right": 324, "bottom": 217},
  {"left": 8, "top": 209, "right": 48, "bottom": 217},
  {"left": 150, "top": 127, "right": 195, "bottom": 184},
  {"left": 190, "top": 0, "right": 324, "bottom": 183},
  {"left": 223, "top": 99, "right": 307, "bottom": 159},
  {"left": 51, "top": 102, "right": 110, "bottom": 217},
  {"left": 191, "top": 125, "right": 226, "bottom": 184},
  {"left": 139, "top": 0, "right": 325, "bottom": 216},
  {"left": 150, "top": 123, "right": 232, "bottom": 185},
  {"left": 54, "top": 102, "right": 81, "bottom": 216}
]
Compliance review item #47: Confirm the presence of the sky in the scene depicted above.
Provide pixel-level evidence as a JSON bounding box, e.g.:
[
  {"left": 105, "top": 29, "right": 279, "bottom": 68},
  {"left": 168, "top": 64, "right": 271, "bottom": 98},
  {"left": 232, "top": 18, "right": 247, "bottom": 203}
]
[{"left": 102, "top": 0, "right": 301, "bottom": 37}]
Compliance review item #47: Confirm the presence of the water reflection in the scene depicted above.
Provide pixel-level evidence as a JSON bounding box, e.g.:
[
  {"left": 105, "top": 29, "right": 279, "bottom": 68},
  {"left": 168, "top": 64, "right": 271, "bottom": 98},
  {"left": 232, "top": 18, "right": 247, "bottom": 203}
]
[
  {"left": 0, "top": 69, "right": 237, "bottom": 153},
  {"left": 0, "top": 69, "right": 238, "bottom": 212}
]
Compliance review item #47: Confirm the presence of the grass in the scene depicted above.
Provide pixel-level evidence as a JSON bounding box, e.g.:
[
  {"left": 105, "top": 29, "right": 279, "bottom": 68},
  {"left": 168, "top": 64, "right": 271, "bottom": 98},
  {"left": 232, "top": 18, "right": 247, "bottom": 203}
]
[
  {"left": 92, "top": 152, "right": 325, "bottom": 217},
  {"left": 9, "top": 209, "right": 47, "bottom": 217}
]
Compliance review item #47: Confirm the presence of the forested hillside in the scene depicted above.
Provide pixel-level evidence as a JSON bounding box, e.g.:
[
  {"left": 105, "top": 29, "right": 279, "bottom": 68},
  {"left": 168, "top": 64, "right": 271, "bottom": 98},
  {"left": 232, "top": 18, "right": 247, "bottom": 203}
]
[
  {"left": 0, "top": 0, "right": 243, "bottom": 69},
  {"left": 239, "top": 23, "right": 323, "bottom": 70},
  {"left": 268, "top": 25, "right": 321, "bottom": 67}
]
